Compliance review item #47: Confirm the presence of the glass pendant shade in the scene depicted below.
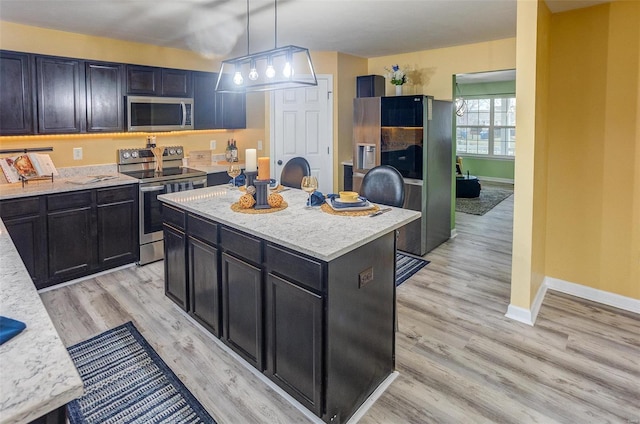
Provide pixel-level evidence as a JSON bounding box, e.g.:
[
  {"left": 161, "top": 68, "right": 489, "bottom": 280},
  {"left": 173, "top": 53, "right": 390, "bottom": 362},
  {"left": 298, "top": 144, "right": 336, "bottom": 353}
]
[{"left": 216, "top": 45, "right": 317, "bottom": 92}]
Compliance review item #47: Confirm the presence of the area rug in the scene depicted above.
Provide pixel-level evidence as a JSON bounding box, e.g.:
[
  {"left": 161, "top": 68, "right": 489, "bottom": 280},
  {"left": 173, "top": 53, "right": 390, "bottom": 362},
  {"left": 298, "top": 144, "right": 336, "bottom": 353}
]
[
  {"left": 66, "top": 322, "right": 215, "bottom": 424},
  {"left": 456, "top": 185, "right": 513, "bottom": 216},
  {"left": 396, "top": 252, "right": 429, "bottom": 286}
]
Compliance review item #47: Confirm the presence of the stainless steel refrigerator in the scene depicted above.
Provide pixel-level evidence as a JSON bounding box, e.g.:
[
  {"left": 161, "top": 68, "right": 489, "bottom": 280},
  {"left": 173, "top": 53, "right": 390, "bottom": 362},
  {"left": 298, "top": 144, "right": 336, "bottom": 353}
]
[{"left": 352, "top": 95, "right": 452, "bottom": 255}]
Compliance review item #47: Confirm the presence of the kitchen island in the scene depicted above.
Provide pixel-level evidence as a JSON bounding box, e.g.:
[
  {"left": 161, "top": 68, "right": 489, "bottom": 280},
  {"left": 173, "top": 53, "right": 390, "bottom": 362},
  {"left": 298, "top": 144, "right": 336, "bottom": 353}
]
[{"left": 159, "top": 186, "right": 420, "bottom": 424}]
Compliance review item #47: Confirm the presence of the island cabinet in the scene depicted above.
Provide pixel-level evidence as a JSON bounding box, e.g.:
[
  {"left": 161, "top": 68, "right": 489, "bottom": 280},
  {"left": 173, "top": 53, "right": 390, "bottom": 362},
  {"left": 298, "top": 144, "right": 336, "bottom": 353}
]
[
  {"left": 0, "top": 184, "right": 138, "bottom": 289},
  {"left": 159, "top": 191, "right": 404, "bottom": 424},
  {"left": 220, "top": 227, "right": 264, "bottom": 370}
]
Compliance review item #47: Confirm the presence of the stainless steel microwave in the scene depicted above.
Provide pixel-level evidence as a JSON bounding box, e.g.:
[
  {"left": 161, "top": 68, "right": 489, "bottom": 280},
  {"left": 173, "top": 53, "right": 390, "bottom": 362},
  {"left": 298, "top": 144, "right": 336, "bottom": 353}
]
[{"left": 126, "top": 96, "right": 194, "bottom": 132}]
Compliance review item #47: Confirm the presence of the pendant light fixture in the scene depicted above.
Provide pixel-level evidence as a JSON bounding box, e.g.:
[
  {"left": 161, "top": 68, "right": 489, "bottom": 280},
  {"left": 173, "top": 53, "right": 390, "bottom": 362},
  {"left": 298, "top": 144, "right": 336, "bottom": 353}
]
[
  {"left": 215, "top": 0, "right": 317, "bottom": 93},
  {"left": 455, "top": 82, "right": 467, "bottom": 117}
]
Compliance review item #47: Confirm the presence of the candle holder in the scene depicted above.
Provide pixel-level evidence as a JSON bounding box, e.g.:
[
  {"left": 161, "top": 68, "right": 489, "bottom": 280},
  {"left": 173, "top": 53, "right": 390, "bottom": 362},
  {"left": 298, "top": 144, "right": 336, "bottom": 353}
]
[
  {"left": 245, "top": 171, "right": 257, "bottom": 189},
  {"left": 254, "top": 180, "right": 271, "bottom": 209}
]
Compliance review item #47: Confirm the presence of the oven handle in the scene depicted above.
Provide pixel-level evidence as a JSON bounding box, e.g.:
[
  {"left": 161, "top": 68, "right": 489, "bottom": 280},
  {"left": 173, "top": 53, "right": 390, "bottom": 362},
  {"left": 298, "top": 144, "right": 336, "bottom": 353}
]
[
  {"left": 181, "top": 102, "right": 187, "bottom": 128},
  {"left": 140, "top": 185, "right": 165, "bottom": 192}
]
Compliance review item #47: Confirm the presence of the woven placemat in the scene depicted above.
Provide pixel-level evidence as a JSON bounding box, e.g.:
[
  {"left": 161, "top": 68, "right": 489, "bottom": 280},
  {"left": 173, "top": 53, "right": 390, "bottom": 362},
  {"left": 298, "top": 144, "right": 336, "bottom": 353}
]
[
  {"left": 320, "top": 202, "right": 379, "bottom": 216},
  {"left": 231, "top": 201, "right": 288, "bottom": 214}
]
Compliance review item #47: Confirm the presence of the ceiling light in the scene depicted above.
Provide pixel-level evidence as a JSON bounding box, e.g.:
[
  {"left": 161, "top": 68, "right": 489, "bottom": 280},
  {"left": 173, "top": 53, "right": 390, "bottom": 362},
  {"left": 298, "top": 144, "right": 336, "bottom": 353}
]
[{"left": 216, "top": 0, "right": 317, "bottom": 93}]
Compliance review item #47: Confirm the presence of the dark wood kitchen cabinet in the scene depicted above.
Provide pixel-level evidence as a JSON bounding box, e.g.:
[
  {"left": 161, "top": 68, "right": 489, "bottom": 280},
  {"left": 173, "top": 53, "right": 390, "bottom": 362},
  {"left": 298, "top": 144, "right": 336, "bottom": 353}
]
[
  {"left": 193, "top": 71, "right": 246, "bottom": 130},
  {"left": 0, "top": 51, "right": 33, "bottom": 135},
  {"left": 0, "top": 185, "right": 138, "bottom": 289},
  {"left": 220, "top": 227, "right": 264, "bottom": 370},
  {"left": 162, "top": 68, "right": 192, "bottom": 97},
  {"left": 35, "top": 55, "right": 84, "bottom": 134},
  {"left": 187, "top": 213, "right": 221, "bottom": 336},
  {"left": 96, "top": 185, "right": 138, "bottom": 268},
  {"left": 47, "top": 191, "right": 94, "bottom": 283},
  {"left": 85, "top": 61, "right": 124, "bottom": 132},
  {"left": 126, "top": 65, "right": 161, "bottom": 95},
  {"left": 163, "top": 204, "right": 188, "bottom": 310},
  {"left": 0, "top": 196, "right": 47, "bottom": 287},
  {"left": 126, "top": 65, "right": 192, "bottom": 97},
  {"left": 265, "top": 244, "right": 324, "bottom": 416}
]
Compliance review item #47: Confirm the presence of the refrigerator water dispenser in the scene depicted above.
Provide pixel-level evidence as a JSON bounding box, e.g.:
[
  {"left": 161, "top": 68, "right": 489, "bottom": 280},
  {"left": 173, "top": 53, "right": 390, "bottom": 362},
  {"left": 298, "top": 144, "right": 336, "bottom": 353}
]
[{"left": 356, "top": 144, "right": 377, "bottom": 170}]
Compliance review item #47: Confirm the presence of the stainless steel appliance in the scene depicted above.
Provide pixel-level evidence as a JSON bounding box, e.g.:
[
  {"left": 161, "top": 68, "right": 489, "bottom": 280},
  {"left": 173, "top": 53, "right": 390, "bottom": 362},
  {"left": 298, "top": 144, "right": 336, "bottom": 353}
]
[
  {"left": 352, "top": 95, "right": 452, "bottom": 255},
  {"left": 117, "top": 146, "right": 206, "bottom": 264},
  {"left": 126, "top": 96, "right": 194, "bottom": 132}
]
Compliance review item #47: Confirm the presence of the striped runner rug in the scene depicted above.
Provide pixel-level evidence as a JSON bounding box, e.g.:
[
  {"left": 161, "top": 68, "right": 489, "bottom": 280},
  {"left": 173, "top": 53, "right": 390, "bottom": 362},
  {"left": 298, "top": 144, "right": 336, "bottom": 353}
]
[
  {"left": 67, "top": 322, "right": 215, "bottom": 424},
  {"left": 396, "top": 252, "right": 429, "bottom": 286}
]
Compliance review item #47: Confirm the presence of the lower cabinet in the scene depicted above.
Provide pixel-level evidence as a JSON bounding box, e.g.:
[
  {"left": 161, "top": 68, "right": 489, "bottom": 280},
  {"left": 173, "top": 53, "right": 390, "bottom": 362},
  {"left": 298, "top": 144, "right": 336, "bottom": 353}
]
[
  {"left": 265, "top": 273, "right": 323, "bottom": 416},
  {"left": 188, "top": 237, "right": 220, "bottom": 336},
  {"left": 0, "top": 184, "right": 138, "bottom": 289},
  {"left": 221, "top": 252, "right": 263, "bottom": 370},
  {"left": 164, "top": 223, "right": 188, "bottom": 310}
]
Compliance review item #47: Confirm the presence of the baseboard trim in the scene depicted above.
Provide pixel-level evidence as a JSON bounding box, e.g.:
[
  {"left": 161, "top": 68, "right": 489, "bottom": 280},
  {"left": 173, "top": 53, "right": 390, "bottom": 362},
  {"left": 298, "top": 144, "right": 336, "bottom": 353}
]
[
  {"left": 545, "top": 277, "right": 640, "bottom": 314},
  {"left": 506, "top": 277, "right": 640, "bottom": 325},
  {"left": 477, "top": 176, "right": 514, "bottom": 184}
]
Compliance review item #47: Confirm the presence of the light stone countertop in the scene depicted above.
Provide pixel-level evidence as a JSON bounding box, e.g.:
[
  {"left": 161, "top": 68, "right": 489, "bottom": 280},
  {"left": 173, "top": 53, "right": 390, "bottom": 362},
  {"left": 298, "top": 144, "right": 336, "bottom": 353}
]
[
  {"left": 159, "top": 185, "right": 421, "bottom": 262},
  {"left": 0, "top": 164, "right": 138, "bottom": 201},
  {"left": 187, "top": 164, "right": 230, "bottom": 174},
  {"left": 0, "top": 219, "right": 84, "bottom": 423}
]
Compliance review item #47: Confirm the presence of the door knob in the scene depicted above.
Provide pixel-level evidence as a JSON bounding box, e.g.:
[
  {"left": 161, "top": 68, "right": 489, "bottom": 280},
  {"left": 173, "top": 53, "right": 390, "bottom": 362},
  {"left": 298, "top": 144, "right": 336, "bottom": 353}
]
[{"left": 277, "top": 160, "right": 283, "bottom": 165}]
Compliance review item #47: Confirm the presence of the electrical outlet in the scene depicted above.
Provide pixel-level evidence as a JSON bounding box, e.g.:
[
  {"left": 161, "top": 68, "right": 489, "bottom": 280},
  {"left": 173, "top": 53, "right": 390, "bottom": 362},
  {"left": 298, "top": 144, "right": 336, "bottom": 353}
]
[
  {"left": 257, "top": 140, "right": 263, "bottom": 150},
  {"left": 210, "top": 140, "right": 216, "bottom": 150},
  {"left": 73, "top": 147, "right": 83, "bottom": 160}
]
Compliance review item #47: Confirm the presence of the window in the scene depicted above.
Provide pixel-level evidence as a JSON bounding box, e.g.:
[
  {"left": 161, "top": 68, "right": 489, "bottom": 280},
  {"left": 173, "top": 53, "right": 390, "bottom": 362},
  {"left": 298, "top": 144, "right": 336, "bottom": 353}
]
[{"left": 456, "top": 97, "right": 516, "bottom": 157}]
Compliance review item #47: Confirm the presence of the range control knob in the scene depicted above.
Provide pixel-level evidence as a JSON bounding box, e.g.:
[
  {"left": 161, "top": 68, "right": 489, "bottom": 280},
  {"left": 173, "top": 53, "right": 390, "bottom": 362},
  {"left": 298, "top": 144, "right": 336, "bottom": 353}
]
[
  {"left": 169, "top": 148, "right": 176, "bottom": 155},
  {"left": 131, "top": 151, "right": 139, "bottom": 158},
  {"left": 122, "top": 152, "right": 130, "bottom": 159},
  {"left": 176, "top": 148, "right": 183, "bottom": 155}
]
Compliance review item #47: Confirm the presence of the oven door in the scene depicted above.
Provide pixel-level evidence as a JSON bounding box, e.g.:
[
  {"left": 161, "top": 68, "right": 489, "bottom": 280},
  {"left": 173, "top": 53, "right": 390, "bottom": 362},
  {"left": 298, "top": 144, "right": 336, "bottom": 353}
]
[{"left": 139, "top": 176, "right": 206, "bottom": 245}]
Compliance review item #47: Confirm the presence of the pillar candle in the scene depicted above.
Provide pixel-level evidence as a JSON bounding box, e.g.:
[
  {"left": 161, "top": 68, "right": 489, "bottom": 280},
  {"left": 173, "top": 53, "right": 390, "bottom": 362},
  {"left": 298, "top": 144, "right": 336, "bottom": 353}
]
[
  {"left": 245, "top": 149, "right": 257, "bottom": 172},
  {"left": 258, "top": 157, "right": 270, "bottom": 180}
]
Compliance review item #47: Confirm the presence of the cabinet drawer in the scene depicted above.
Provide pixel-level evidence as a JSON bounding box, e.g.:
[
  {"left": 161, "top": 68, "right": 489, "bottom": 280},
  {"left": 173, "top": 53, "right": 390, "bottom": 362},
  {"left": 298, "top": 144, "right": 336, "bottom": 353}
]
[
  {"left": 220, "top": 226, "right": 262, "bottom": 265},
  {"left": 97, "top": 185, "right": 135, "bottom": 204},
  {"left": 47, "top": 190, "right": 92, "bottom": 211},
  {"left": 266, "top": 244, "right": 323, "bottom": 292},
  {"left": 0, "top": 197, "right": 41, "bottom": 218},
  {"left": 162, "top": 204, "right": 185, "bottom": 230},
  {"left": 188, "top": 214, "right": 218, "bottom": 246}
]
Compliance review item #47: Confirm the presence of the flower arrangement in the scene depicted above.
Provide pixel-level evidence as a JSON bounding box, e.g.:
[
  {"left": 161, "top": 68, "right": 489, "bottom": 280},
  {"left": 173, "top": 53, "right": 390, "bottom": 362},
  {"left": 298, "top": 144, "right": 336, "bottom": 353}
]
[{"left": 384, "top": 64, "right": 407, "bottom": 86}]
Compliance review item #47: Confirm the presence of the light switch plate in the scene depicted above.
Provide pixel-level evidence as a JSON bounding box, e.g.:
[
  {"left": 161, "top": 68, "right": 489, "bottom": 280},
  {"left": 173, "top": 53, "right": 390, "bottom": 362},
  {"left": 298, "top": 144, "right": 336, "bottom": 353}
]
[
  {"left": 257, "top": 140, "right": 263, "bottom": 150},
  {"left": 210, "top": 140, "right": 216, "bottom": 150},
  {"left": 73, "top": 147, "right": 83, "bottom": 160}
]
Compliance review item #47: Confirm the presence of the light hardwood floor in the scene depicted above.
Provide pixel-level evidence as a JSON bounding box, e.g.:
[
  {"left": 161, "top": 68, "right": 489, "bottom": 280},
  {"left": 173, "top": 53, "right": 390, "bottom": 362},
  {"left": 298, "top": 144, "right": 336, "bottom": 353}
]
[{"left": 40, "top": 191, "right": 640, "bottom": 424}]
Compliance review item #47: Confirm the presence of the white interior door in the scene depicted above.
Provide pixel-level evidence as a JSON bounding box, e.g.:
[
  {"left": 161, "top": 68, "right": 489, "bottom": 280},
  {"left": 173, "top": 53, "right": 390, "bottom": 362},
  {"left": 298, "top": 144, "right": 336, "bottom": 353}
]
[{"left": 271, "top": 75, "right": 333, "bottom": 193}]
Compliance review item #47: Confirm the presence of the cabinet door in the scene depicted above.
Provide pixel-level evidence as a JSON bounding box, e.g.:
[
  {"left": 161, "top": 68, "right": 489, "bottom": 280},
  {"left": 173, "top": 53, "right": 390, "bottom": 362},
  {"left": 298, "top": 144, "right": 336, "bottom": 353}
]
[
  {"left": 85, "top": 61, "right": 124, "bottom": 132},
  {"left": 47, "top": 207, "right": 94, "bottom": 282},
  {"left": 188, "top": 237, "right": 221, "bottom": 337},
  {"left": 36, "top": 56, "right": 84, "bottom": 133},
  {"left": 96, "top": 186, "right": 138, "bottom": 268},
  {"left": 266, "top": 273, "right": 323, "bottom": 415},
  {"left": 192, "top": 71, "right": 216, "bottom": 130},
  {"left": 0, "top": 196, "right": 47, "bottom": 288},
  {"left": 126, "top": 65, "right": 161, "bottom": 95},
  {"left": 164, "top": 223, "right": 188, "bottom": 310},
  {"left": 214, "top": 73, "right": 246, "bottom": 129},
  {"left": 0, "top": 51, "right": 33, "bottom": 135},
  {"left": 162, "top": 68, "right": 192, "bottom": 97},
  {"left": 221, "top": 252, "right": 263, "bottom": 370}
]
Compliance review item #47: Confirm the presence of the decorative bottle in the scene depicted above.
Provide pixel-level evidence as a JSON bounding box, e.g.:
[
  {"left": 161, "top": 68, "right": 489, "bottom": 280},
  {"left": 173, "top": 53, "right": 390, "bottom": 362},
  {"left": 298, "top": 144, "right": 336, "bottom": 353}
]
[
  {"left": 230, "top": 139, "right": 238, "bottom": 162},
  {"left": 225, "top": 140, "right": 232, "bottom": 162}
]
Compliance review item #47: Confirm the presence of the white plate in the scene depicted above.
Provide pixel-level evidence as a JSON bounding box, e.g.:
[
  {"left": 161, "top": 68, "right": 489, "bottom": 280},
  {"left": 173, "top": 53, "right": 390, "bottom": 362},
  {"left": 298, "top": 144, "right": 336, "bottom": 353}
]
[{"left": 326, "top": 198, "right": 376, "bottom": 212}]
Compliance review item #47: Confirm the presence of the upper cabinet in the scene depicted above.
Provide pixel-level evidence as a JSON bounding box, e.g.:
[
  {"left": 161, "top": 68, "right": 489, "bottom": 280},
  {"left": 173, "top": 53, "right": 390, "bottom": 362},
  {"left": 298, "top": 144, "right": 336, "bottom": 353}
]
[
  {"left": 0, "top": 50, "right": 246, "bottom": 135},
  {"left": 126, "top": 65, "right": 161, "bottom": 95},
  {"left": 126, "top": 65, "right": 192, "bottom": 97},
  {"left": 35, "top": 55, "right": 84, "bottom": 134},
  {"left": 85, "top": 61, "right": 124, "bottom": 132},
  {"left": 0, "top": 51, "right": 33, "bottom": 135}
]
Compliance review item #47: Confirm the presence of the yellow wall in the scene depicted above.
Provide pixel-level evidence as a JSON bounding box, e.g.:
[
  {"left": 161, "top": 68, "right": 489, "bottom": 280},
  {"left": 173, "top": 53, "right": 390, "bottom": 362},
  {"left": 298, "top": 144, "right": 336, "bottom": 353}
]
[
  {"left": 545, "top": 2, "right": 640, "bottom": 299},
  {"left": 0, "top": 21, "right": 266, "bottom": 167},
  {"left": 367, "top": 38, "right": 516, "bottom": 100}
]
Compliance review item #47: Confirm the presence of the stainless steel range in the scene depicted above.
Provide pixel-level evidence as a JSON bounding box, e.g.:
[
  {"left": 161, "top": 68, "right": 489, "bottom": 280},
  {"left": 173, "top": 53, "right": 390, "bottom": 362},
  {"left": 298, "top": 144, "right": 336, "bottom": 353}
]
[{"left": 117, "top": 146, "right": 207, "bottom": 265}]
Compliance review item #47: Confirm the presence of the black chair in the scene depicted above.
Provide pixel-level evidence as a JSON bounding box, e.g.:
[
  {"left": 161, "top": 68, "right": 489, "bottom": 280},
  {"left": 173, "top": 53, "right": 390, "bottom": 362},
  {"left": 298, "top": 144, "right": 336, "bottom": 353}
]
[
  {"left": 360, "top": 165, "right": 405, "bottom": 207},
  {"left": 280, "top": 157, "right": 311, "bottom": 188}
]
